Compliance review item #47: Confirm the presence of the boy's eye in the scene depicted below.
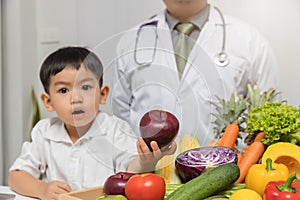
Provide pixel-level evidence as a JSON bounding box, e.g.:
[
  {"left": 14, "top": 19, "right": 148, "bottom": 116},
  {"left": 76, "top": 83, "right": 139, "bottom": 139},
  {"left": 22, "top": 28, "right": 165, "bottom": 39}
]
[
  {"left": 82, "top": 85, "right": 91, "bottom": 91},
  {"left": 59, "top": 88, "right": 69, "bottom": 94}
]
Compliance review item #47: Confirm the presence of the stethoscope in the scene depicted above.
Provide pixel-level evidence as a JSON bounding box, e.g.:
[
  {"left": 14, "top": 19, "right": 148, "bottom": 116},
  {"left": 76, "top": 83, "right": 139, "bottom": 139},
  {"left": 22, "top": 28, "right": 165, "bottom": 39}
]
[{"left": 134, "top": 6, "right": 229, "bottom": 67}]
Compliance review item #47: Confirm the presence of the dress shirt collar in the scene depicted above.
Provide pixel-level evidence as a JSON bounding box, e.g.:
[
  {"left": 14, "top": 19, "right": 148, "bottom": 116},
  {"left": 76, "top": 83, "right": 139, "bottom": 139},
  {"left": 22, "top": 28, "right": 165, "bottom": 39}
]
[{"left": 165, "top": 4, "right": 210, "bottom": 31}]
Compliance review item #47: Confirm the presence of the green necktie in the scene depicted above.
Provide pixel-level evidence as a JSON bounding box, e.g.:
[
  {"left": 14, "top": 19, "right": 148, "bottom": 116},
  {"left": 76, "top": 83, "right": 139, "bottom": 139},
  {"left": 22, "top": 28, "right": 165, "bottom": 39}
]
[{"left": 174, "top": 22, "right": 195, "bottom": 78}]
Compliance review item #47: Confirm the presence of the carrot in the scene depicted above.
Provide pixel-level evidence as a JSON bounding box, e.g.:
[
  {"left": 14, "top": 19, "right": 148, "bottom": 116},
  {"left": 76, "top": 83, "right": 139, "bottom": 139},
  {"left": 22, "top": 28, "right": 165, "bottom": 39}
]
[
  {"left": 235, "top": 141, "right": 265, "bottom": 183},
  {"left": 218, "top": 122, "right": 239, "bottom": 149},
  {"left": 237, "top": 152, "right": 243, "bottom": 166},
  {"left": 254, "top": 131, "right": 266, "bottom": 142}
]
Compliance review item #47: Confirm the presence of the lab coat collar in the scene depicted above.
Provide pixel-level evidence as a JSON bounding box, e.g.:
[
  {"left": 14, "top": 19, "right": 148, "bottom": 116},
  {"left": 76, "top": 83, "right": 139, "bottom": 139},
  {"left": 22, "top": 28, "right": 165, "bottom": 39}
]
[
  {"left": 148, "top": 11, "right": 169, "bottom": 30},
  {"left": 208, "top": 5, "right": 225, "bottom": 24},
  {"left": 197, "top": 5, "right": 224, "bottom": 46},
  {"left": 139, "top": 5, "right": 224, "bottom": 39},
  {"left": 151, "top": 5, "right": 223, "bottom": 28}
]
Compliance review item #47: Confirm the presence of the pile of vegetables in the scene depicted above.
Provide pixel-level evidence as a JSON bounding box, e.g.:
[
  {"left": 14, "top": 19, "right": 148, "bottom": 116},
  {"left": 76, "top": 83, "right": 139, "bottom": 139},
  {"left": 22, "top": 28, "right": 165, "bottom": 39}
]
[
  {"left": 246, "top": 102, "right": 300, "bottom": 145},
  {"left": 99, "top": 85, "right": 300, "bottom": 200}
]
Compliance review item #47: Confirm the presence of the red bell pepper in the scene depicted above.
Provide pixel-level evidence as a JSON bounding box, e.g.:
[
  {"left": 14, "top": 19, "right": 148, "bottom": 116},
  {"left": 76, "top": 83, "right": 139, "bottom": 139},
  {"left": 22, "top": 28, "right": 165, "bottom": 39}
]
[{"left": 264, "top": 173, "right": 300, "bottom": 200}]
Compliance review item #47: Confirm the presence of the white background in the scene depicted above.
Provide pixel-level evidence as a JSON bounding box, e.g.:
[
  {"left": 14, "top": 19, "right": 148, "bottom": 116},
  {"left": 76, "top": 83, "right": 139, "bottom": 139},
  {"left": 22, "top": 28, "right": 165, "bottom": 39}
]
[
  {"left": 0, "top": 0, "right": 3, "bottom": 184},
  {"left": 1, "top": 0, "right": 300, "bottom": 184}
]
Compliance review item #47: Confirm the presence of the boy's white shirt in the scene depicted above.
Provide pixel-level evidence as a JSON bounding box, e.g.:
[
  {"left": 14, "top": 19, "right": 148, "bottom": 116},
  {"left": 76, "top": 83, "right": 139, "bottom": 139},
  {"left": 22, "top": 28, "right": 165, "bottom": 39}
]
[{"left": 9, "top": 112, "right": 138, "bottom": 191}]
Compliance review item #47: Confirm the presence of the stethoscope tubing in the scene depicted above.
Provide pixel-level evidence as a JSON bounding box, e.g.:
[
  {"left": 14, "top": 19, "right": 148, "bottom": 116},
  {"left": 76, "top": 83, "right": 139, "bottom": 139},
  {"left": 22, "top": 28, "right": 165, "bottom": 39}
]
[{"left": 134, "top": 6, "right": 229, "bottom": 67}]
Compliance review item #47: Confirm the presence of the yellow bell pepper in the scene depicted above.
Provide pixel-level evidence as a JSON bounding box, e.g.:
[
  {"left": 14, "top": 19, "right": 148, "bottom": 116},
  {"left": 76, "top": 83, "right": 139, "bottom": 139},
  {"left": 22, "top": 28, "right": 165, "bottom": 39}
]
[{"left": 245, "top": 158, "right": 289, "bottom": 196}]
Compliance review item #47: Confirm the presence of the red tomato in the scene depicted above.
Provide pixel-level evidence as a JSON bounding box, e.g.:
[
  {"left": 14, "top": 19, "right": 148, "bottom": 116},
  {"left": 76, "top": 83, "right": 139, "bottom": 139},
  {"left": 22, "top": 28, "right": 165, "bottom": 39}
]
[{"left": 125, "top": 173, "right": 165, "bottom": 200}]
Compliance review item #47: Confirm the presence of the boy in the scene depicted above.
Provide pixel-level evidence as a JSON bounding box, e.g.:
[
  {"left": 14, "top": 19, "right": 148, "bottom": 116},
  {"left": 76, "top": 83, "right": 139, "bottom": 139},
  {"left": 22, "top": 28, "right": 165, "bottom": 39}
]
[{"left": 8, "top": 47, "right": 176, "bottom": 200}]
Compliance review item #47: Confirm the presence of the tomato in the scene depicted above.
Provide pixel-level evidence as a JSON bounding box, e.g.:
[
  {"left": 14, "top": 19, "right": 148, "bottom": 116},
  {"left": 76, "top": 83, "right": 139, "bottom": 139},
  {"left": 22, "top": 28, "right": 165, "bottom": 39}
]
[
  {"left": 229, "top": 189, "right": 262, "bottom": 200},
  {"left": 125, "top": 173, "right": 165, "bottom": 200}
]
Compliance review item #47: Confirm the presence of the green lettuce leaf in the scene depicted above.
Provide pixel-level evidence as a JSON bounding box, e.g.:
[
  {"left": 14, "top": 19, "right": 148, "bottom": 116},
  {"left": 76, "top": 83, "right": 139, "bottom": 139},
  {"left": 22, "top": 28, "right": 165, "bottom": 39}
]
[{"left": 246, "top": 102, "right": 300, "bottom": 145}]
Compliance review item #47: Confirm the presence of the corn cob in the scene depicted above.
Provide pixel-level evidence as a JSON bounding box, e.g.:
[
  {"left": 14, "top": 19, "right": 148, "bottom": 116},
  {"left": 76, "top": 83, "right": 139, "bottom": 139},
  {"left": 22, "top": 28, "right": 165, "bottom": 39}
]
[
  {"left": 179, "top": 134, "right": 200, "bottom": 152},
  {"left": 156, "top": 154, "right": 181, "bottom": 184}
]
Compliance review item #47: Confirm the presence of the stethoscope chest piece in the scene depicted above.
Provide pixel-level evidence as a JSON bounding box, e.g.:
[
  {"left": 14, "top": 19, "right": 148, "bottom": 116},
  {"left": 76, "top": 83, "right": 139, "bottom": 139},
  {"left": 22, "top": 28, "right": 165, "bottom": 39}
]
[{"left": 215, "top": 52, "right": 229, "bottom": 67}]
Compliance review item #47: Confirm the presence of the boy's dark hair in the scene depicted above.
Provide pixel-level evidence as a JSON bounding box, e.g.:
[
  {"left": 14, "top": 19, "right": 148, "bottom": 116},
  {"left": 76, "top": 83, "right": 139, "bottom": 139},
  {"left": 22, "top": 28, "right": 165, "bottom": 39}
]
[{"left": 40, "top": 46, "right": 103, "bottom": 94}]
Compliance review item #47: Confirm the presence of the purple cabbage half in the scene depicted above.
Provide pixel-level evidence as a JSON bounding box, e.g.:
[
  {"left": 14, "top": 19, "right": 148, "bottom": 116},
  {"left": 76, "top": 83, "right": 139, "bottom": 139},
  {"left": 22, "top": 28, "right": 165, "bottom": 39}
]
[{"left": 175, "top": 146, "right": 238, "bottom": 183}]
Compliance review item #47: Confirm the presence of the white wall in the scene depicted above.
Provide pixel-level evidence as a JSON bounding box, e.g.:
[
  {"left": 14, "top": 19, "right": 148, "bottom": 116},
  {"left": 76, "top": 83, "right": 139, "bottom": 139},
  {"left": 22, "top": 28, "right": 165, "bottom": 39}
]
[
  {"left": 2, "top": 0, "right": 38, "bottom": 184},
  {"left": 210, "top": 0, "right": 300, "bottom": 106},
  {"left": 35, "top": 0, "right": 81, "bottom": 119},
  {"left": 0, "top": 0, "right": 3, "bottom": 185}
]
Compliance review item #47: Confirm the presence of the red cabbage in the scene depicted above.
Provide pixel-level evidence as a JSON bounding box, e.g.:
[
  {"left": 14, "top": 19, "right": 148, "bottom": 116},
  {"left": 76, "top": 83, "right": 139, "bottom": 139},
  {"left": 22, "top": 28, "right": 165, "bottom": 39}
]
[{"left": 175, "top": 146, "right": 238, "bottom": 183}]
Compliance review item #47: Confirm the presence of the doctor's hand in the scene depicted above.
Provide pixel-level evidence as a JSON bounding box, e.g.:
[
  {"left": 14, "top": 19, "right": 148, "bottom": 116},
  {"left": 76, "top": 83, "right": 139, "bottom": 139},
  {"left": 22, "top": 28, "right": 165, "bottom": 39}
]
[{"left": 136, "top": 137, "right": 177, "bottom": 169}]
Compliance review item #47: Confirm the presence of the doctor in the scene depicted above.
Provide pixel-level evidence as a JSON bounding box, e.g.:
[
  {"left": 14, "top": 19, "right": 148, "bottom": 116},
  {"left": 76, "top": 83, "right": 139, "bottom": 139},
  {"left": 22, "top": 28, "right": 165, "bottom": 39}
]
[{"left": 110, "top": 0, "right": 279, "bottom": 146}]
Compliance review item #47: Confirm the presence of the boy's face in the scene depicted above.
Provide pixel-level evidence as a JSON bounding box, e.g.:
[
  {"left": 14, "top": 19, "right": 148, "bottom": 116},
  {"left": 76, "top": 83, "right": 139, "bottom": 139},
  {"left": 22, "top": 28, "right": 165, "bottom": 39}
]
[{"left": 41, "top": 65, "right": 108, "bottom": 132}]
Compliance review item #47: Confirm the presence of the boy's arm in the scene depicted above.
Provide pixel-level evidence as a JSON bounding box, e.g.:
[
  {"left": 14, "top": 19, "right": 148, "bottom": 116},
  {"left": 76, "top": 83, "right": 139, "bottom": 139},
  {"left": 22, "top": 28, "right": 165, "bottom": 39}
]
[
  {"left": 8, "top": 170, "right": 71, "bottom": 200},
  {"left": 127, "top": 137, "right": 177, "bottom": 173}
]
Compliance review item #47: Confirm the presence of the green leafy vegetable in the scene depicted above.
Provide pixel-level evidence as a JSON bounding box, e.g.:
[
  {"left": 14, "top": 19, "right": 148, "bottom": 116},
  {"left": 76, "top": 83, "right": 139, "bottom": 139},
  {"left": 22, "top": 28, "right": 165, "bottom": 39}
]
[
  {"left": 31, "top": 88, "right": 41, "bottom": 130},
  {"left": 246, "top": 102, "right": 300, "bottom": 145},
  {"left": 164, "top": 184, "right": 183, "bottom": 198}
]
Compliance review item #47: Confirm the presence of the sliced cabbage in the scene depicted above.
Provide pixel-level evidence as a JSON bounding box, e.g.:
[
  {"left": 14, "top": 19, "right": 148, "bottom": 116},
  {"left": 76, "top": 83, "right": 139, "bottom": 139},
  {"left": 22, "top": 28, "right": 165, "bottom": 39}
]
[{"left": 175, "top": 146, "right": 238, "bottom": 183}]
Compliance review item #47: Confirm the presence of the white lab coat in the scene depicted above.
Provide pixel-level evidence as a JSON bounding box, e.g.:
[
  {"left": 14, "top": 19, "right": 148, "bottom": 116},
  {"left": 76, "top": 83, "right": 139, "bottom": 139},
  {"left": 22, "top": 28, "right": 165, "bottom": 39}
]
[{"left": 110, "top": 6, "right": 279, "bottom": 146}]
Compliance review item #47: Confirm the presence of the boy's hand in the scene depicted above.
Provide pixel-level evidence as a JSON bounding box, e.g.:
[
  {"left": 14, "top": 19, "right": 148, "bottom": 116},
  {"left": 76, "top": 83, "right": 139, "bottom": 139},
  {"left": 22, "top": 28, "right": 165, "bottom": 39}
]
[
  {"left": 41, "top": 181, "right": 71, "bottom": 200},
  {"left": 136, "top": 137, "right": 177, "bottom": 170}
]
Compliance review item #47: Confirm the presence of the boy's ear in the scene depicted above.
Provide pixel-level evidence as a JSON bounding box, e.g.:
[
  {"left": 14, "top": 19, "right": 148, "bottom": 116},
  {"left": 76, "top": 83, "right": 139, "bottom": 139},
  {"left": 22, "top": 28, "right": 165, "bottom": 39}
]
[
  {"left": 100, "top": 85, "right": 109, "bottom": 104},
  {"left": 41, "top": 92, "right": 54, "bottom": 112}
]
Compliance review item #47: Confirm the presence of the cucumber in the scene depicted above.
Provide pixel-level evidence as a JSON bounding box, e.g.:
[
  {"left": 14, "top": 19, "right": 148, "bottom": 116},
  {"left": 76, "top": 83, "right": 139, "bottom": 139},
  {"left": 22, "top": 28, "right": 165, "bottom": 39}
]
[{"left": 165, "top": 163, "right": 240, "bottom": 200}]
